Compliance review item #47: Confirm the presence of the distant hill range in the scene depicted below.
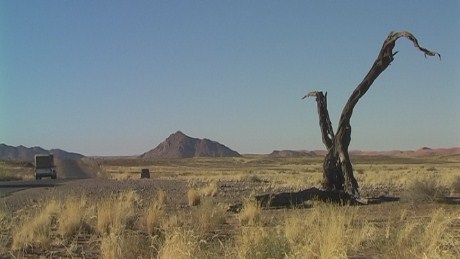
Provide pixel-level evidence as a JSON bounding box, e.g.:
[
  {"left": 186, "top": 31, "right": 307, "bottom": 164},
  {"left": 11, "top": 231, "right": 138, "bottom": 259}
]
[
  {"left": 269, "top": 147, "right": 460, "bottom": 158},
  {"left": 141, "top": 131, "right": 241, "bottom": 159},
  {"left": 0, "top": 144, "right": 84, "bottom": 162},
  {"left": 269, "top": 150, "right": 319, "bottom": 157}
]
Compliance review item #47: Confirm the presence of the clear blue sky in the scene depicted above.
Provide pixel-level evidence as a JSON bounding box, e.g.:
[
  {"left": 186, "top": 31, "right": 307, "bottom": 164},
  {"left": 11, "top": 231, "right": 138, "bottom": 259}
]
[{"left": 1, "top": 1, "right": 459, "bottom": 156}]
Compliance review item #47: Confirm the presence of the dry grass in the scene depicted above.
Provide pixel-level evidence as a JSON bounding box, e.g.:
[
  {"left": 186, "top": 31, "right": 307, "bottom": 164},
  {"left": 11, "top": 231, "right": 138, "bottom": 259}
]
[
  {"left": 158, "top": 228, "right": 200, "bottom": 259},
  {"left": 404, "top": 178, "right": 443, "bottom": 201},
  {"left": 12, "top": 199, "right": 60, "bottom": 251},
  {"left": 100, "top": 230, "right": 152, "bottom": 259},
  {"left": 201, "top": 181, "right": 219, "bottom": 197},
  {"left": 187, "top": 188, "right": 201, "bottom": 206},
  {"left": 0, "top": 161, "right": 34, "bottom": 181},
  {"left": 285, "top": 203, "right": 377, "bottom": 258},
  {"left": 57, "top": 195, "right": 95, "bottom": 238},
  {"left": 450, "top": 175, "right": 460, "bottom": 194},
  {"left": 238, "top": 198, "right": 261, "bottom": 226},
  {"left": 97, "top": 190, "right": 139, "bottom": 235},
  {"left": 3, "top": 155, "right": 460, "bottom": 258},
  {"left": 383, "top": 208, "right": 460, "bottom": 258},
  {"left": 0, "top": 207, "right": 12, "bottom": 254},
  {"left": 233, "top": 226, "right": 290, "bottom": 259},
  {"left": 191, "top": 198, "right": 226, "bottom": 235},
  {"left": 144, "top": 189, "right": 167, "bottom": 235}
]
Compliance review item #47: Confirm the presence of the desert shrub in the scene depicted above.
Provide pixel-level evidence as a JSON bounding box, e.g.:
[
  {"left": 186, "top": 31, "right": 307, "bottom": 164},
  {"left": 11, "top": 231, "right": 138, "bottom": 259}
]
[
  {"left": 145, "top": 190, "right": 167, "bottom": 235},
  {"left": 100, "top": 230, "right": 152, "bottom": 259},
  {"left": 12, "top": 199, "right": 60, "bottom": 251},
  {"left": 283, "top": 203, "right": 377, "bottom": 259},
  {"left": 233, "top": 226, "right": 290, "bottom": 259},
  {"left": 97, "top": 190, "right": 139, "bottom": 235},
  {"left": 0, "top": 207, "right": 12, "bottom": 253},
  {"left": 243, "top": 174, "right": 264, "bottom": 183},
  {"left": 191, "top": 198, "right": 226, "bottom": 236},
  {"left": 158, "top": 228, "right": 200, "bottom": 259},
  {"left": 450, "top": 176, "right": 460, "bottom": 194},
  {"left": 405, "top": 178, "right": 443, "bottom": 201},
  {"left": 238, "top": 198, "right": 261, "bottom": 226},
  {"left": 57, "top": 195, "right": 95, "bottom": 238},
  {"left": 187, "top": 188, "right": 201, "bottom": 206},
  {"left": 201, "top": 181, "right": 219, "bottom": 197},
  {"left": 162, "top": 213, "right": 186, "bottom": 232},
  {"left": 383, "top": 208, "right": 460, "bottom": 258},
  {"left": 0, "top": 171, "right": 22, "bottom": 181}
]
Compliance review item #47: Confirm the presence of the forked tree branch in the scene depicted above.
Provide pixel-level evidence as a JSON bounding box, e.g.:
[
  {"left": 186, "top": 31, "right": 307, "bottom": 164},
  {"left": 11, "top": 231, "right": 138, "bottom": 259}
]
[{"left": 304, "top": 31, "right": 439, "bottom": 196}]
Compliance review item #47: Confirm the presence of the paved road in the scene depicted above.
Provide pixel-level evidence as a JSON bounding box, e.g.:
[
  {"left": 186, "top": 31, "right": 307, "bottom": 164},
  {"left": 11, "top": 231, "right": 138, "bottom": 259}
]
[{"left": 0, "top": 158, "right": 96, "bottom": 197}]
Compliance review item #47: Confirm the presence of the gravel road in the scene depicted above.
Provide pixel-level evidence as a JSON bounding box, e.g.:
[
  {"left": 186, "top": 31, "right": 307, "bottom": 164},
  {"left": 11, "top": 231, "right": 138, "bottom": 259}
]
[{"left": 0, "top": 159, "right": 189, "bottom": 212}]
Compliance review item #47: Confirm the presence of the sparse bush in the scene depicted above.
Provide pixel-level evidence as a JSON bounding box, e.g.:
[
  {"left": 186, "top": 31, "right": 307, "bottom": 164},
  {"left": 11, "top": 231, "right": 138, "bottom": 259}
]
[
  {"left": 234, "top": 226, "right": 290, "bottom": 259},
  {"left": 191, "top": 198, "right": 226, "bottom": 235},
  {"left": 158, "top": 228, "right": 200, "bottom": 259},
  {"left": 0, "top": 208, "right": 12, "bottom": 253},
  {"left": 238, "top": 199, "right": 261, "bottom": 226},
  {"left": 283, "top": 203, "right": 377, "bottom": 258},
  {"left": 384, "top": 208, "right": 459, "bottom": 258},
  {"left": 97, "top": 190, "right": 139, "bottom": 235},
  {"left": 57, "top": 195, "right": 94, "bottom": 238},
  {"left": 187, "top": 188, "right": 201, "bottom": 206},
  {"left": 145, "top": 190, "right": 167, "bottom": 235},
  {"left": 405, "top": 179, "right": 443, "bottom": 201},
  {"left": 450, "top": 176, "right": 460, "bottom": 194},
  {"left": 201, "top": 181, "right": 219, "bottom": 197},
  {"left": 100, "top": 230, "right": 152, "bottom": 259},
  {"left": 12, "top": 199, "right": 60, "bottom": 251},
  {"left": 244, "top": 174, "right": 264, "bottom": 183}
]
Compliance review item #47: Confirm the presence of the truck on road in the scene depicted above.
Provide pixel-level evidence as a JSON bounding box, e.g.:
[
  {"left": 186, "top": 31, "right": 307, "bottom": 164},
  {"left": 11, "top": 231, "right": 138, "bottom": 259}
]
[{"left": 34, "top": 154, "right": 57, "bottom": 180}]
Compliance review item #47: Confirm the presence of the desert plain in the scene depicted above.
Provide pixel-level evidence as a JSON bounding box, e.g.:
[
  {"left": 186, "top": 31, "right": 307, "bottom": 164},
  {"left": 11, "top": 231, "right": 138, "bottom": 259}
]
[{"left": 1, "top": 150, "right": 460, "bottom": 258}]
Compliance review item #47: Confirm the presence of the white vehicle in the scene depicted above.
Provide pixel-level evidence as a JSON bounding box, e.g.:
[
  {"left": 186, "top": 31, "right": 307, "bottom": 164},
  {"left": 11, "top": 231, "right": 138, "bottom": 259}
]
[{"left": 34, "top": 154, "right": 57, "bottom": 180}]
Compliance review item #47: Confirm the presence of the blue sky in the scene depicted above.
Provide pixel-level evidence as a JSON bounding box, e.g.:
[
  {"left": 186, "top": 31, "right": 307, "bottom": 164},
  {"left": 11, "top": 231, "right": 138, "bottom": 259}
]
[{"left": 1, "top": 1, "right": 459, "bottom": 156}]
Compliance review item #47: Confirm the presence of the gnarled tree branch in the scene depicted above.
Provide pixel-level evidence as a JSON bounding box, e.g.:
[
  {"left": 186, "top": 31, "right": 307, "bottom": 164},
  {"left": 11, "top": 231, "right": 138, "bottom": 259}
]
[{"left": 305, "top": 31, "right": 439, "bottom": 196}]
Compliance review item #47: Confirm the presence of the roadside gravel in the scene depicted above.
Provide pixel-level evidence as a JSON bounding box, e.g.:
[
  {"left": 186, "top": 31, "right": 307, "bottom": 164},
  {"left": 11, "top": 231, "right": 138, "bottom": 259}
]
[{"left": 1, "top": 178, "right": 189, "bottom": 212}]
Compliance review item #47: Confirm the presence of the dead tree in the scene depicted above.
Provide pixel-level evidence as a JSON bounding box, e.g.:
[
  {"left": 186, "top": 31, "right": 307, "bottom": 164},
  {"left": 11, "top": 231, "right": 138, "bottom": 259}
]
[{"left": 304, "top": 31, "right": 440, "bottom": 197}]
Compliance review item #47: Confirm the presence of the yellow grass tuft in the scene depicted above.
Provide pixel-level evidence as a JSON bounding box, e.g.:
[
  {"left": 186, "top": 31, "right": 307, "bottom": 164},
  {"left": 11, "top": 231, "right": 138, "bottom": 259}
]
[
  {"left": 100, "top": 230, "right": 152, "bottom": 259},
  {"left": 12, "top": 199, "right": 60, "bottom": 251},
  {"left": 57, "top": 195, "right": 94, "bottom": 238},
  {"left": 145, "top": 190, "right": 167, "bottom": 235},
  {"left": 158, "top": 228, "right": 200, "bottom": 259},
  {"left": 191, "top": 198, "right": 226, "bottom": 235},
  {"left": 385, "top": 208, "right": 460, "bottom": 258},
  {"left": 97, "top": 190, "right": 139, "bottom": 235},
  {"left": 187, "top": 188, "right": 201, "bottom": 206},
  {"left": 238, "top": 198, "right": 261, "bottom": 226},
  {"left": 201, "top": 181, "right": 219, "bottom": 197},
  {"left": 283, "top": 203, "right": 377, "bottom": 258},
  {"left": 233, "top": 226, "right": 290, "bottom": 259}
]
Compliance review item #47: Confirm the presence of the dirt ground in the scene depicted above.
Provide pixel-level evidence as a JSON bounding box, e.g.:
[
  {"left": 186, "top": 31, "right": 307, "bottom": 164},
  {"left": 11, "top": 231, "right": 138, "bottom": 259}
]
[{"left": 1, "top": 155, "right": 459, "bottom": 258}]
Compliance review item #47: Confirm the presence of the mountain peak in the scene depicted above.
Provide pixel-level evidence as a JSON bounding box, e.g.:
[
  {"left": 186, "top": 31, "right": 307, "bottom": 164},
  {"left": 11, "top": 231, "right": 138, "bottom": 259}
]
[
  {"left": 0, "top": 144, "right": 84, "bottom": 161},
  {"left": 141, "top": 132, "right": 240, "bottom": 159}
]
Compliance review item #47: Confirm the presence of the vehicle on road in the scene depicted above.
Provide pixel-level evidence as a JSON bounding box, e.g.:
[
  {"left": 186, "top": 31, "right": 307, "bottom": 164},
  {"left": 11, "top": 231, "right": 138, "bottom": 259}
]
[
  {"left": 141, "top": 168, "right": 150, "bottom": 179},
  {"left": 34, "top": 154, "right": 57, "bottom": 180}
]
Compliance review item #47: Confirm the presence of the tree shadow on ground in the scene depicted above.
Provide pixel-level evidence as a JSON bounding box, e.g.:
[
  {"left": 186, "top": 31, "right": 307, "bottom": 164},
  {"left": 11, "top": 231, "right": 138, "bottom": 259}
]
[
  {"left": 228, "top": 187, "right": 460, "bottom": 212},
  {"left": 228, "top": 187, "right": 400, "bottom": 212}
]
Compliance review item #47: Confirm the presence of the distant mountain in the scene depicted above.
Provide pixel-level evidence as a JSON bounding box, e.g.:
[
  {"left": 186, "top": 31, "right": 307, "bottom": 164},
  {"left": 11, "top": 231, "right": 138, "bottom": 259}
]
[
  {"left": 141, "top": 131, "right": 241, "bottom": 159},
  {"left": 0, "top": 144, "right": 84, "bottom": 162},
  {"left": 268, "top": 147, "right": 460, "bottom": 158},
  {"left": 269, "top": 150, "right": 319, "bottom": 157}
]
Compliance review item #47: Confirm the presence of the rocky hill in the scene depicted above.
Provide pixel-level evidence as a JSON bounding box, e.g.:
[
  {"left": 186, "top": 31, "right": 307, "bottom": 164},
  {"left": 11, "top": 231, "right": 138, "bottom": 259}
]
[
  {"left": 0, "top": 144, "right": 84, "bottom": 162},
  {"left": 268, "top": 147, "right": 460, "bottom": 158},
  {"left": 269, "top": 150, "right": 319, "bottom": 157},
  {"left": 141, "top": 131, "right": 241, "bottom": 159}
]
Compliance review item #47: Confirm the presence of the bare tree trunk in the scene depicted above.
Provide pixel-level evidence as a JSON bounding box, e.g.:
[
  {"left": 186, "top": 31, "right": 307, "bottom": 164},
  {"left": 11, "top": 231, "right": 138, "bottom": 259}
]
[{"left": 304, "top": 31, "right": 440, "bottom": 196}]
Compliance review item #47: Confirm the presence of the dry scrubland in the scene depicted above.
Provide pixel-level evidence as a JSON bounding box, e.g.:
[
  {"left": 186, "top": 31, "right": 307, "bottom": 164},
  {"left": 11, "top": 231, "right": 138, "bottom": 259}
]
[{"left": 1, "top": 155, "right": 460, "bottom": 258}]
